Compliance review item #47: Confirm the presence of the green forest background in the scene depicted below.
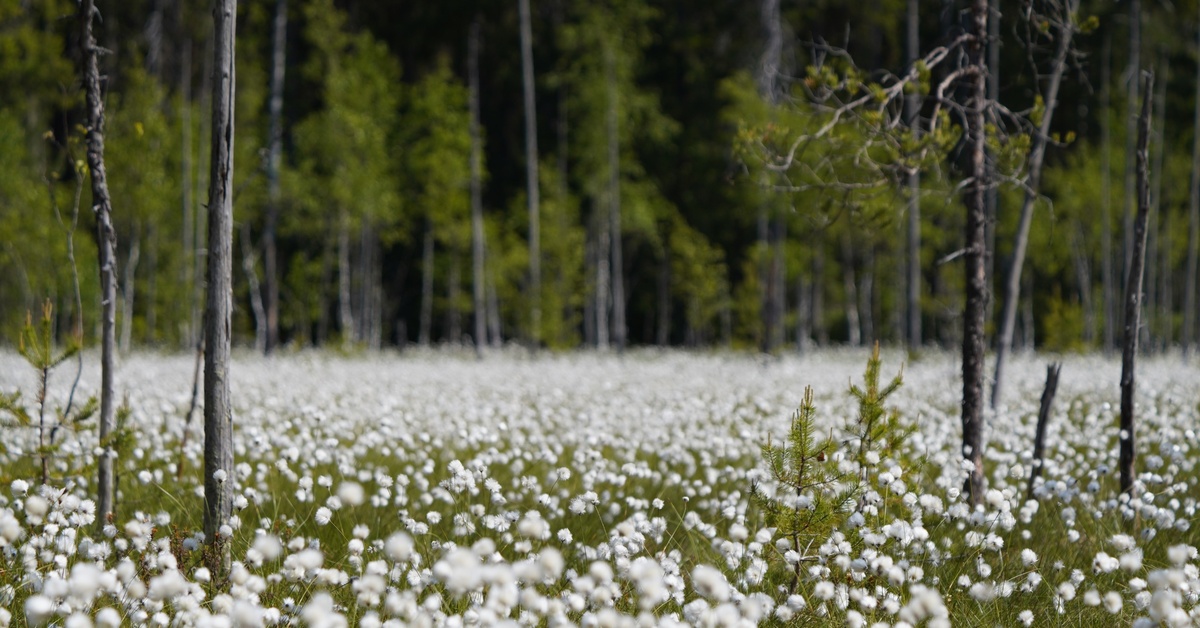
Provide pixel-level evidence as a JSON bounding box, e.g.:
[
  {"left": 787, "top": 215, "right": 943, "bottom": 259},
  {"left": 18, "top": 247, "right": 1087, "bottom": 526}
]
[{"left": 1, "top": 0, "right": 1197, "bottom": 355}]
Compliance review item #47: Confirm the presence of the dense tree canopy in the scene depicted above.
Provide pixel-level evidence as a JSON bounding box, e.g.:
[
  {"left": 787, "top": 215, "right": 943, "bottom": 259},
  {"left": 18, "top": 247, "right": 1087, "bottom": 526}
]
[{"left": 2, "top": 0, "right": 1199, "bottom": 354}]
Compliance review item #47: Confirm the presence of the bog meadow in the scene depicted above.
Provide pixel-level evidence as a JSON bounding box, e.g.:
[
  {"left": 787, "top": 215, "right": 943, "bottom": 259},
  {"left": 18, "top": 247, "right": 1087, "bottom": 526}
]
[{"left": 4, "top": 0, "right": 1200, "bottom": 625}]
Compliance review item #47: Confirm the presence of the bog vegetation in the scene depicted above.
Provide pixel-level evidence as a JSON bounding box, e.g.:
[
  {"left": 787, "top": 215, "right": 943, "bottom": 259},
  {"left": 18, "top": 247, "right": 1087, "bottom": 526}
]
[{"left": 1, "top": 346, "right": 1199, "bottom": 626}]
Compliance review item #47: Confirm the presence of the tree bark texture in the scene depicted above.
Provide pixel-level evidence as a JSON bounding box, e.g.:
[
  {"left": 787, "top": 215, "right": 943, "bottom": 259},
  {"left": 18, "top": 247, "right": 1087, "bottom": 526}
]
[
  {"left": 961, "top": 0, "right": 988, "bottom": 507},
  {"left": 1120, "top": 71, "right": 1153, "bottom": 496},
  {"left": 264, "top": 0, "right": 287, "bottom": 354},
  {"left": 991, "top": 4, "right": 1075, "bottom": 409},
  {"left": 469, "top": 18, "right": 487, "bottom": 357},
  {"left": 204, "top": 0, "right": 237, "bottom": 575},
  {"left": 518, "top": 0, "right": 541, "bottom": 347},
  {"left": 80, "top": 0, "right": 118, "bottom": 528}
]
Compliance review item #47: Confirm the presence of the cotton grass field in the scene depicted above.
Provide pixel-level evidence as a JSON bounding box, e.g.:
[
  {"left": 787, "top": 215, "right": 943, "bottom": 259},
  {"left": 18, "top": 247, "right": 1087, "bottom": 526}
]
[{"left": 1, "top": 347, "right": 1199, "bottom": 627}]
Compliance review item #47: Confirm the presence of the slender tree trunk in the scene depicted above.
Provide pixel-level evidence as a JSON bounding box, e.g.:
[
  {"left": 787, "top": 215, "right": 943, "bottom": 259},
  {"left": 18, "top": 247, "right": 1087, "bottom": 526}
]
[
  {"left": 990, "top": 6, "right": 1074, "bottom": 408},
  {"left": 795, "top": 272, "right": 810, "bottom": 352},
  {"left": 81, "top": 0, "right": 118, "bottom": 527},
  {"left": 338, "top": 217, "right": 354, "bottom": 344},
  {"left": 120, "top": 227, "right": 140, "bottom": 355},
  {"left": 1186, "top": 18, "right": 1200, "bottom": 359},
  {"left": 1026, "top": 362, "right": 1061, "bottom": 501},
  {"left": 961, "top": 0, "right": 989, "bottom": 507},
  {"left": 487, "top": 247, "right": 502, "bottom": 347},
  {"left": 469, "top": 18, "right": 486, "bottom": 357},
  {"left": 584, "top": 227, "right": 597, "bottom": 346},
  {"left": 419, "top": 224, "right": 434, "bottom": 346},
  {"left": 841, "top": 230, "right": 861, "bottom": 346},
  {"left": 448, "top": 251, "right": 462, "bottom": 344},
  {"left": 239, "top": 220, "right": 266, "bottom": 353},
  {"left": 813, "top": 244, "right": 827, "bottom": 345},
  {"left": 606, "top": 49, "right": 626, "bottom": 352},
  {"left": 983, "top": 0, "right": 1000, "bottom": 333},
  {"left": 1102, "top": 35, "right": 1116, "bottom": 353},
  {"left": 263, "top": 0, "right": 286, "bottom": 354},
  {"left": 906, "top": 0, "right": 922, "bottom": 350},
  {"left": 596, "top": 210, "right": 610, "bottom": 349},
  {"left": 1123, "top": 0, "right": 1141, "bottom": 285},
  {"left": 1151, "top": 63, "right": 1168, "bottom": 350},
  {"left": 145, "top": 227, "right": 157, "bottom": 343},
  {"left": 180, "top": 37, "right": 195, "bottom": 348},
  {"left": 1121, "top": 71, "right": 1154, "bottom": 496},
  {"left": 203, "top": 0, "right": 237, "bottom": 576},
  {"left": 518, "top": 0, "right": 541, "bottom": 347},
  {"left": 1071, "top": 223, "right": 1096, "bottom": 344}
]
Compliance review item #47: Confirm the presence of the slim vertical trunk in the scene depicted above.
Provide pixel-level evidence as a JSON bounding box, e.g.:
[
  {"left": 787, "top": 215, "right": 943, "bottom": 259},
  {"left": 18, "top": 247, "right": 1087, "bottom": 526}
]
[
  {"left": 146, "top": 227, "right": 157, "bottom": 342},
  {"left": 419, "top": 224, "right": 434, "bottom": 346},
  {"left": 263, "top": 0, "right": 286, "bottom": 354},
  {"left": 596, "top": 210, "right": 610, "bottom": 349},
  {"left": 1151, "top": 64, "right": 1168, "bottom": 349},
  {"left": 80, "top": 0, "right": 118, "bottom": 527},
  {"left": 759, "top": 0, "right": 784, "bottom": 353},
  {"left": 180, "top": 37, "right": 194, "bottom": 347},
  {"left": 204, "top": 0, "right": 237, "bottom": 575},
  {"left": 239, "top": 220, "right": 266, "bottom": 353},
  {"left": 469, "top": 19, "right": 486, "bottom": 357},
  {"left": 1101, "top": 35, "right": 1116, "bottom": 353},
  {"left": 584, "top": 228, "right": 597, "bottom": 346},
  {"left": 1121, "top": 71, "right": 1153, "bottom": 496},
  {"left": 841, "top": 230, "right": 861, "bottom": 346},
  {"left": 120, "top": 229, "right": 140, "bottom": 354},
  {"left": 813, "top": 245, "right": 827, "bottom": 345},
  {"left": 1071, "top": 223, "right": 1096, "bottom": 343},
  {"left": 487, "top": 248, "right": 502, "bottom": 347},
  {"left": 448, "top": 251, "right": 462, "bottom": 344},
  {"left": 961, "top": 0, "right": 988, "bottom": 507},
  {"left": 518, "top": 0, "right": 541, "bottom": 346},
  {"left": 1123, "top": 0, "right": 1141, "bottom": 285},
  {"left": 338, "top": 218, "right": 354, "bottom": 344},
  {"left": 990, "top": 6, "right": 1074, "bottom": 408},
  {"left": 606, "top": 49, "right": 626, "bottom": 352},
  {"left": 983, "top": 0, "right": 1000, "bottom": 331},
  {"left": 1186, "top": 19, "right": 1200, "bottom": 358},
  {"left": 906, "top": 0, "right": 922, "bottom": 350}
]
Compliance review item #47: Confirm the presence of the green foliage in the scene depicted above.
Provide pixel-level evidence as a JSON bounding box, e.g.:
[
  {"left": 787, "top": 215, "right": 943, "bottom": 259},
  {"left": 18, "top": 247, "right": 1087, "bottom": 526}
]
[{"left": 846, "top": 342, "right": 910, "bottom": 467}]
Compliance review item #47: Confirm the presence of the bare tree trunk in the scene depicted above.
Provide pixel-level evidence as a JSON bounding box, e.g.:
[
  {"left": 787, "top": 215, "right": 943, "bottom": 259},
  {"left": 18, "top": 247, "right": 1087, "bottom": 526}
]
[
  {"left": 204, "top": 0, "right": 237, "bottom": 576},
  {"left": 146, "top": 228, "right": 157, "bottom": 343},
  {"left": 596, "top": 211, "right": 610, "bottom": 349},
  {"left": 239, "top": 220, "right": 266, "bottom": 353},
  {"left": 1121, "top": 71, "right": 1154, "bottom": 496},
  {"left": 180, "top": 37, "right": 195, "bottom": 348},
  {"left": 419, "top": 224, "right": 434, "bottom": 346},
  {"left": 841, "top": 230, "right": 861, "bottom": 346},
  {"left": 1026, "top": 362, "right": 1061, "bottom": 501},
  {"left": 518, "top": 0, "right": 541, "bottom": 347},
  {"left": 990, "top": 5, "right": 1074, "bottom": 408},
  {"left": 983, "top": 0, "right": 1000, "bottom": 334},
  {"left": 795, "top": 272, "right": 810, "bottom": 352},
  {"left": 1102, "top": 35, "right": 1116, "bottom": 353},
  {"left": 961, "top": 0, "right": 989, "bottom": 507},
  {"left": 338, "top": 217, "right": 354, "bottom": 344},
  {"left": 906, "top": 0, "right": 921, "bottom": 350},
  {"left": 120, "top": 228, "right": 140, "bottom": 355},
  {"left": 263, "top": 0, "right": 287, "bottom": 354},
  {"left": 1186, "top": 19, "right": 1200, "bottom": 359},
  {"left": 605, "top": 49, "right": 626, "bottom": 352},
  {"left": 469, "top": 18, "right": 486, "bottom": 358},
  {"left": 1123, "top": 0, "right": 1141, "bottom": 286},
  {"left": 448, "top": 251, "right": 462, "bottom": 344},
  {"left": 80, "top": 0, "right": 118, "bottom": 527}
]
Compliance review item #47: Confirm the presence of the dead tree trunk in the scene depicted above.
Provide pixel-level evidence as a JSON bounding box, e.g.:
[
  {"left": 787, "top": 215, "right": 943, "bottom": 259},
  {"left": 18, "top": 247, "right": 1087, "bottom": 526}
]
[
  {"left": 518, "top": 0, "right": 541, "bottom": 347},
  {"left": 961, "top": 0, "right": 989, "bottom": 507},
  {"left": 469, "top": 18, "right": 486, "bottom": 358},
  {"left": 263, "top": 0, "right": 287, "bottom": 354},
  {"left": 1120, "top": 71, "right": 1154, "bottom": 496},
  {"left": 204, "top": 0, "right": 237, "bottom": 576},
  {"left": 1026, "top": 362, "right": 1061, "bottom": 501},
  {"left": 1187, "top": 17, "right": 1200, "bottom": 359},
  {"left": 80, "top": 0, "right": 118, "bottom": 527},
  {"left": 991, "top": 4, "right": 1075, "bottom": 408}
]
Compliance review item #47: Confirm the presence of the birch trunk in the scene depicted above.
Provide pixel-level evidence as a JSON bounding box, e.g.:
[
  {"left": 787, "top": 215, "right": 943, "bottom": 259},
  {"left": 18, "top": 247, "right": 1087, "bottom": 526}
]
[
  {"left": 80, "top": 0, "right": 119, "bottom": 528},
  {"left": 204, "top": 0, "right": 237, "bottom": 576},
  {"left": 1121, "top": 71, "right": 1154, "bottom": 496}
]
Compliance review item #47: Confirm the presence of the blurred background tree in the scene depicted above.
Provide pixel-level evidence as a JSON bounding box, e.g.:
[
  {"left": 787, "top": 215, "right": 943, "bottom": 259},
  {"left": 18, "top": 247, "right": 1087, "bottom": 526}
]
[{"left": 3, "top": 0, "right": 1199, "bottom": 357}]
